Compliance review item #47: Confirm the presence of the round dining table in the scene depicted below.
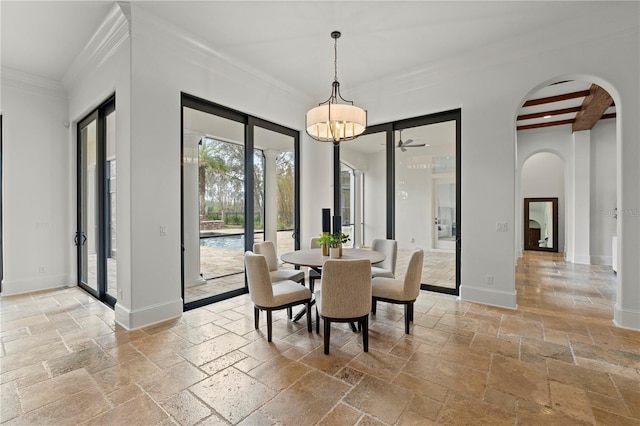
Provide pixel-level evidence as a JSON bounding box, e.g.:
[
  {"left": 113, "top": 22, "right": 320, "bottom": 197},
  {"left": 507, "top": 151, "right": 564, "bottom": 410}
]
[
  {"left": 280, "top": 248, "right": 385, "bottom": 323},
  {"left": 280, "top": 248, "right": 385, "bottom": 269}
]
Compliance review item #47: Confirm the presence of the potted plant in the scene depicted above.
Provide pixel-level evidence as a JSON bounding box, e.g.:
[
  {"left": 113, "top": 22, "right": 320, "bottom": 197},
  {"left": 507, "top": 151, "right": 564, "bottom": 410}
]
[{"left": 318, "top": 232, "right": 350, "bottom": 258}]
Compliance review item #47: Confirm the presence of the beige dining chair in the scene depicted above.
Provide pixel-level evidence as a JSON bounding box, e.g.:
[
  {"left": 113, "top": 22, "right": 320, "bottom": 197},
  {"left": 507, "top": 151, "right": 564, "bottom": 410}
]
[
  {"left": 371, "top": 248, "right": 424, "bottom": 334},
  {"left": 253, "top": 240, "right": 305, "bottom": 319},
  {"left": 370, "top": 239, "right": 398, "bottom": 278},
  {"left": 315, "top": 259, "right": 371, "bottom": 354},
  {"left": 244, "top": 251, "right": 312, "bottom": 342},
  {"left": 308, "top": 237, "right": 322, "bottom": 293}
]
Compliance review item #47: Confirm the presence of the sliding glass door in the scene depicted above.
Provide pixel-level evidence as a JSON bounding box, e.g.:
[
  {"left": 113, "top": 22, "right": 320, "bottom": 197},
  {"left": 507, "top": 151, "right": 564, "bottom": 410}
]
[
  {"left": 337, "top": 111, "right": 461, "bottom": 295},
  {"left": 181, "top": 94, "right": 299, "bottom": 310},
  {"left": 394, "top": 116, "right": 459, "bottom": 294},
  {"left": 77, "top": 96, "right": 116, "bottom": 306}
]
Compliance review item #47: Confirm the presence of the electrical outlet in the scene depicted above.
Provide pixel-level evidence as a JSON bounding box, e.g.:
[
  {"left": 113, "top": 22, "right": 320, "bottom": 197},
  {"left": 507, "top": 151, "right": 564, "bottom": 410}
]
[
  {"left": 496, "top": 222, "right": 508, "bottom": 232},
  {"left": 485, "top": 274, "right": 494, "bottom": 285},
  {"left": 160, "top": 225, "right": 168, "bottom": 236}
]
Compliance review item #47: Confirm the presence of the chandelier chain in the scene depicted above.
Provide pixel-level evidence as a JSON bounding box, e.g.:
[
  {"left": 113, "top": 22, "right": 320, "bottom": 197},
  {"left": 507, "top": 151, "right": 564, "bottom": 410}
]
[{"left": 334, "top": 36, "right": 338, "bottom": 84}]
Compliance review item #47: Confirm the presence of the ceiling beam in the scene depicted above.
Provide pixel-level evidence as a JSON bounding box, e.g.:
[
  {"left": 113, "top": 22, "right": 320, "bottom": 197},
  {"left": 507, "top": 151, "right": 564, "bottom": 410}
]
[
  {"left": 517, "top": 119, "right": 574, "bottom": 131},
  {"left": 572, "top": 84, "right": 614, "bottom": 132},
  {"left": 522, "top": 90, "right": 590, "bottom": 107},
  {"left": 517, "top": 106, "right": 581, "bottom": 121}
]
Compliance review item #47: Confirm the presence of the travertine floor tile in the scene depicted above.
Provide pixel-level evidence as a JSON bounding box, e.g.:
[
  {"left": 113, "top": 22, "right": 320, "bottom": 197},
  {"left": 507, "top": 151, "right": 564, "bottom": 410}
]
[{"left": 1, "top": 252, "right": 638, "bottom": 425}]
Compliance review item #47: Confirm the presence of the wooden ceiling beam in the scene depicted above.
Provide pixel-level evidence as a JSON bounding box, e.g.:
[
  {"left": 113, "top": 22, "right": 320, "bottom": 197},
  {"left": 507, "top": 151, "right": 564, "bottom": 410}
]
[
  {"left": 517, "top": 106, "right": 581, "bottom": 121},
  {"left": 572, "top": 84, "right": 614, "bottom": 132},
  {"left": 522, "top": 90, "right": 590, "bottom": 107},
  {"left": 517, "top": 119, "right": 575, "bottom": 131}
]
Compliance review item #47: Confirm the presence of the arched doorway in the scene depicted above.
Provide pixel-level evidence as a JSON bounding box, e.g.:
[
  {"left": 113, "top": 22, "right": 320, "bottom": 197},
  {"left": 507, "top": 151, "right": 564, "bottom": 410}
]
[{"left": 514, "top": 76, "right": 620, "bottom": 318}]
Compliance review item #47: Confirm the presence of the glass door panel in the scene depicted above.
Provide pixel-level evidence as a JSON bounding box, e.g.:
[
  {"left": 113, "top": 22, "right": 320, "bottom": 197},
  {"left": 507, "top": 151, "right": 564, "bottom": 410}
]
[
  {"left": 79, "top": 117, "right": 99, "bottom": 293},
  {"left": 340, "top": 132, "right": 387, "bottom": 248},
  {"left": 254, "top": 126, "right": 296, "bottom": 259},
  {"left": 77, "top": 96, "right": 116, "bottom": 306},
  {"left": 105, "top": 110, "right": 117, "bottom": 299},
  {"left": 394, "top": 120, "right": 457, "bottom": 292},
  {"left": 182, "top": 107, "right": 246, "bottom": 303}
]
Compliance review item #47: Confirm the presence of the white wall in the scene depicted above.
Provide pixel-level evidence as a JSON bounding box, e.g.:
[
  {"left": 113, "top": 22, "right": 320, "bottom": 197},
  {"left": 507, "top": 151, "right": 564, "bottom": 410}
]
[
  {"left": 1, "top": 72, "right": 71, "bottom": 294},
  {"left": 590, "top": 119, "right": 617, "bottom": 265}
]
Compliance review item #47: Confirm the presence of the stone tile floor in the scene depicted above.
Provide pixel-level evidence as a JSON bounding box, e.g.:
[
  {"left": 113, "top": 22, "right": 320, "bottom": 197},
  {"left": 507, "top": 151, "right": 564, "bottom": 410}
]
[{"left": 1, "top": 251, "right": 639, "bottom": 425}]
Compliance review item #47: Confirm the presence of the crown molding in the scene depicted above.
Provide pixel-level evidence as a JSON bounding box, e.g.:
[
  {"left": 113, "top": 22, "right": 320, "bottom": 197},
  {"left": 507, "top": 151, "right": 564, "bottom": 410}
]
[
  {"left": 130, "top": 3, "right": 311, "bottom": 107},
  {"left": 1, "top": 66, "right": 66, "bottom": 99},
  {"left": 62, "top": 2, "right": 131, "bottom": 89}
]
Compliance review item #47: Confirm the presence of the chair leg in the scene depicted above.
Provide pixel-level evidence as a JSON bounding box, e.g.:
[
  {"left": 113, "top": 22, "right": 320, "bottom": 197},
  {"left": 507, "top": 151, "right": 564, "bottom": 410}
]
[
  {"left": 306, "top": 301, "right": 312, "bottom": 332},
  {"left": 316, "top": 307, "right": 320, "bottom": 333},
  {"left": 409, "top": 302, "right": 414, "bottom": 321},
  {"left": 287, "top": 307, "right": 292, "bottom": 320},
  {"left": 372, "top": 298, "right": 377, "bottom": 314},
  {"left": 309, "top": 277, "right": 315, "bottom": 293},
  {"left": 323, "top": 318, "right": 331, "bottom": 355},
  {"left": 404, "top": 304, "right": 410, "bottom": 334},
  {"left": 267, "top": 310, "right": 273, "bottom": 342},
  {"left": 254, "top": 306, "right": 259, "bottom": 329},
  {"left": 362, "top": 316, "right": 369, "bottom": 352}
]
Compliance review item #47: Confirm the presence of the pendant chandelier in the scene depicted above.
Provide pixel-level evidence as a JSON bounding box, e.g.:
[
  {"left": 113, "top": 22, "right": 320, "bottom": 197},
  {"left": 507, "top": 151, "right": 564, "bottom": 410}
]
[{"left": 306, "top": 31, "right": 367, "bottom": 145}]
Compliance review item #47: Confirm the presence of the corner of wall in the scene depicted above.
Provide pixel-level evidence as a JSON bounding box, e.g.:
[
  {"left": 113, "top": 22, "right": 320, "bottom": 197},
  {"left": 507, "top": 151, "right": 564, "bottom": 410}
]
[
  {"left": 460, "top": 285, "right": 518, "bottom": 310},
  {"left": 114, "top": 298, "right": 183, "bottom": 330}
]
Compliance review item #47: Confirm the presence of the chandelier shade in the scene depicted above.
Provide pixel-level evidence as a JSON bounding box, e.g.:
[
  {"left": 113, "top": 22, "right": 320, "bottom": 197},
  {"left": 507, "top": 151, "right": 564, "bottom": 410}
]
[
  {"left": 306, "top": 31, "right": 367, "bottom": 144},
  {"left": 306, "top": 103, "right": 367, "bottom": 143}
]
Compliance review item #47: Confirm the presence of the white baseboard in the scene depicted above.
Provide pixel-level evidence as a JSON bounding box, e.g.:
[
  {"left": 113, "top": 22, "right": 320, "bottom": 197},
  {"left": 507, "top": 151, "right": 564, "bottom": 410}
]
[
  {"left": 115, "top": 298, "right": 183, "bottom": 330},
  {"left": 590, "top": 255, "right": 612, "bottom": 266},
  {"left": 614, "top": 304, "right": 640, "bottom": 331},
  {"left": 1, "top": 274, "right": 71, "bottom": 296},
  {"left": 573, "top": 254, "right": 591, "bottom": 265},
  {"left": 460, "top": 285, "right": 517, "bottom": 310}
]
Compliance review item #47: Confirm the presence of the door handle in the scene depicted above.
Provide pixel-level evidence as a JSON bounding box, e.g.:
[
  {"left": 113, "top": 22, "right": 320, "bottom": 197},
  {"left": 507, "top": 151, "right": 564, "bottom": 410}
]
[
  {"left": 81, "top": 232, "right": 87, "bottom": 245},
  {"left": 74, "top": 233, "right": 79, "bottom": 246}
]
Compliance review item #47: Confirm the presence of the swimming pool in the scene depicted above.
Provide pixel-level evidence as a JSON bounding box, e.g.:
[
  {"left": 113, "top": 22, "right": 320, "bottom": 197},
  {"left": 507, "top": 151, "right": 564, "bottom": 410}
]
[{"left": 200, "top": 234, "right": 245, "bottom": 250}]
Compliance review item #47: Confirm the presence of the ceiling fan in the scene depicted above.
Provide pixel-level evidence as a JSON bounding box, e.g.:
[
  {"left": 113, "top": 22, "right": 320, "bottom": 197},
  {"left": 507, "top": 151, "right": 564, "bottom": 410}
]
[{"left": 396, "top": 130, "right": 426, "bottom": 152}]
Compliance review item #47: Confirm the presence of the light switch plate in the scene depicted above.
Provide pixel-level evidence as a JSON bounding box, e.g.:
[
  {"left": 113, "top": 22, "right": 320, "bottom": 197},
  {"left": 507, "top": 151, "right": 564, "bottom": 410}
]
[{"left": 496, "top": 222, "right": 508, "bottom": 232}]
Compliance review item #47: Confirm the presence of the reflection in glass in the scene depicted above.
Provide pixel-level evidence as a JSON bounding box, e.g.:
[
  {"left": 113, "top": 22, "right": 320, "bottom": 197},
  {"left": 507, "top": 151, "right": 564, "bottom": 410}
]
[
  {"left": 528, "top": 201, "right": 553, "bottom": 248},
  {"left": 395, "top": 120, "right": 457, "bottom": 290},
  {"left": 80, "top": 119, "right": 98, "bottom": 292},
  {"left": 105, "top": 111, "right": 117, "bottom": 298}
]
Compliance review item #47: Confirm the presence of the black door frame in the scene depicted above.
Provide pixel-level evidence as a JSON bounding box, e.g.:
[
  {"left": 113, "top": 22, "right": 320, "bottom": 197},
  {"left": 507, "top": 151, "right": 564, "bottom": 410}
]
[
  {"left": 335, "top": 109, "right": 461, "bottom": 296},
  {"left": 76, "top": 95, "right": 116, "bottom": 308},
  {"left": 181, "top": 93, "right": 300, "bottom": 311}
]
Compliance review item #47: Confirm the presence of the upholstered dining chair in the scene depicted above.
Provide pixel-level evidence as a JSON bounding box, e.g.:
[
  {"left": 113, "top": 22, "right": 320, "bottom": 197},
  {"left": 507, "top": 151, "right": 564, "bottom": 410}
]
[
  {"left": 308, "top": 237, "right": 322, "bottom": 293},
  {"left": 370, "top": 239, "right": 398, "bottom": 278},
  {"left": 244, "top": 251, "right": 312, "bottom": 342},
  {"left": 315, "top": 259, "right": 372, "bottom": 354},
  {"left": 253, "top": 240, "right": 305, "bottom": 319},
  {"left": 371, "top": 248, "right": 424, "bottom": 334}
]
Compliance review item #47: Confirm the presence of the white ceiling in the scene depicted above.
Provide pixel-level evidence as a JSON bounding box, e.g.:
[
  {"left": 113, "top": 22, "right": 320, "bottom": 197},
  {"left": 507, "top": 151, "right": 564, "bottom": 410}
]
[
  {"left": 1, "top": 1, "right": 622, "bottom": 149},
  {"left": 1, "top": 0, "right": 618, "bottom": 102}
]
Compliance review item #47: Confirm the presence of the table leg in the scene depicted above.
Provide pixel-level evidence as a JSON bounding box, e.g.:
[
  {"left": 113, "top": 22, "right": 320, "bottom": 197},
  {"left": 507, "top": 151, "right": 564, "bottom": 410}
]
[{"left": 293, "top": 299, "right": 315, "bottom": 322}]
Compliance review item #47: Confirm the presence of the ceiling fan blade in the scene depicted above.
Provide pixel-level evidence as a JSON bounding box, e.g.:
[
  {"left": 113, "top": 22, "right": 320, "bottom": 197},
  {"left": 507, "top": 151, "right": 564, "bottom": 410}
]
[
  {"left": 406, "top": 143, "right": 426, "bottom": 148},
  {"left": 403, "top": 138, "right": 414, "bottom": 146},
  {"left": 400, "top": 146, "right": 407, "bottom": 152}
]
